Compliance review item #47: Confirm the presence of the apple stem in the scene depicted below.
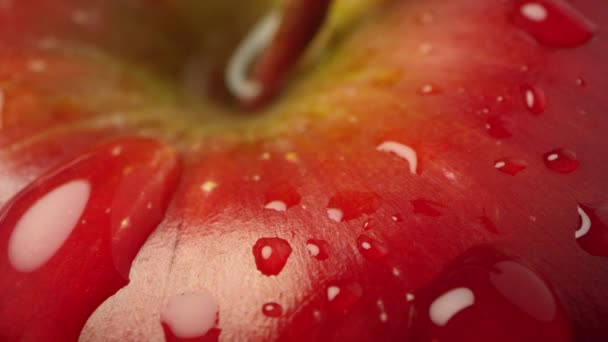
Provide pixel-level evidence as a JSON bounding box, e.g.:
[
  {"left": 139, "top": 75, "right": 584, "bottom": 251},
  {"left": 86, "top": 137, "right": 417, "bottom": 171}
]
[{"left": 226, "top": 0, "right": 332, "bottom": 109}]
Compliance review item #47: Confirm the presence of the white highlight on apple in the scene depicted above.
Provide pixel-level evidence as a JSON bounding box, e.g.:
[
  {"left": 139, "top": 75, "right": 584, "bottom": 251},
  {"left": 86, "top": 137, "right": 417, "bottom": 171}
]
[
  {"left": 494, "top": 161, "right": 506, "bottom": 169},
  {"left": 547, "top": 153, "right": 559, "bottom": 161},
  {"left": 226, "top": 11, "right": 281, "bottom": 100},
  {"left": 8, "top": 180, "right": 91, "bottom": 273},
  {"left": 576, "top": 206, "right": 591, "bottom": 239},
  {"left": 377, "top": 141, "right": 418, "bottom": 174},
  {"left": 429, "top": 287, "right": 475, "bottom": 326},
  {"left": 521, "top": 2, "right": 548, "bottom": 22},
  {"left": 327, "top": 208, "right": 344, "bottom": 222},
  {"left": 161, "top": 292, "right": 218, "bottom": 339},
  {"left": 327, "top": 286, "right": 341, "bottom": 301},
  {"left": 265, "top": 200, "right": 287, "bottom": 212}
]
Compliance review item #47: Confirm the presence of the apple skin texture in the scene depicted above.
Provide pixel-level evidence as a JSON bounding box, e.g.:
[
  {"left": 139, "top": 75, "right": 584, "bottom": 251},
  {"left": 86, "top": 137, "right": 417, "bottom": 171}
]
[{"left": 0, "top": 0, "right": 608, "bottom": 341}]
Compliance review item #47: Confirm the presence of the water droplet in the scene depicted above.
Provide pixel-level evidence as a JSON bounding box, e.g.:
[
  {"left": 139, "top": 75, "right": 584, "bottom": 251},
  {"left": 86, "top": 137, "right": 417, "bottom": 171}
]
[
  {"left": 326, "top": 281, "right": 363, "bottom": 315},
  {"left": 7, "top": 180, "right": 90, "bottom": 273},
  {"left": 485, "top": 116, "right": 512, "bottom": 139},
  {"left": 363, "top": 219, "right": 373, "bottom": 230},
  {"left": 253, "top": 237, "right": 292, "bottom": 276},
  {"left": 494, "top": 158, "right": 527, "bottom": 175},
  {"left": 576, "top": 77, "right": 587, "bottom": 87},
  {"left": 356, "top": 235, "right": 389, "bottom": 261},
  {"left": 575, "top": 204, "right": 608, "bottom": 256},
  {"left": 306, "top": 239, "right": 329, "bottom": 260},
  {"left": 161, "top": 292, "right": 220, "bottom": 340},
  {"left": 262, "top": 302, "right": 283, "bottom": 317},
  {"left": 377, "top": 141, "right": 418, "bottom": 174},
  {"left": 391, "top": 214, "right": 404, "bottom": 222},
  {"left": 411, "top": 247, "right": 571, "bottom": 341},
  {"left": 326, "top": 191, "right": 380, "bottom": 222},
  {"left": 543, "top": 148, "right": 579, "bottom": 173},
  {"left": 264, "top": 184, "right": 300, "bottom": 211},
  {"left": 523, "top": 86, "right": 546, "bottom": 115},
  {"left": 418, "top": 84, "right": 441, "bottom": 95},
  {"left": 512, "top": 0, "right": 595, "bottom": 48},
  {"left": 411, "top": 199, "right": 443, "bottom": 217}
]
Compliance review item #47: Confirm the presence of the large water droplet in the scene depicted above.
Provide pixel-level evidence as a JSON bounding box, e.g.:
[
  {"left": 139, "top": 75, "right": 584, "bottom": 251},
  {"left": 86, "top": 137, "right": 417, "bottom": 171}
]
[
  {"left": 513, "top": 0, "right": 595, "bottom": 48},
  {"left": 523, "top": 86, "right": 546, "bottom": 115},
  {"left": 161, "top": 292, "right": 220, "bottom": 341},
  {"left": 356, "top": 235, "right": 389, "bottom": 261},
  {"left": 262, "top": 302, "right": 283, "bottom": 318},
  {"left": 326, "top": 191, "right": 380, "bottom": 222},
  {"left": 7, "top": 180, "right": 90, "bottom": 273},
  {"left": 575, "top": 204, "right": 608, "bottom": 257},
  {"left": 494, "top": 158, "right": 527, "bottom": 176},
  {"left": 543, "top": 148, "right": 579, "bottom": 173},
  {"left": 306, "top": 239, "right": 330, "bottom": 260},
  {"left": 253, "top": 237, "right": 292, "bottom": 276},
  {"left": 410, "top": 247, "right": 571, "bottom": 341}
]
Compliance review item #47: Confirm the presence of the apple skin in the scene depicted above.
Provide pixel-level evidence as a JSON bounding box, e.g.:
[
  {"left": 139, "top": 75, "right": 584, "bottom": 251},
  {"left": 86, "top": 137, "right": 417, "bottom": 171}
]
[{"left": 0, "top": 0, "right": 608, "bottom": 341}]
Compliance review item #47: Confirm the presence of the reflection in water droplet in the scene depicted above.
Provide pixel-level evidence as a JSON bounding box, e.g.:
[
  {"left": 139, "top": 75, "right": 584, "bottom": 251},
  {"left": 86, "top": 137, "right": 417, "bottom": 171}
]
[
  {"left": 161, "top": 292, "right": 219, "bottom": 340},
  {"left": 524, "top": 86, "right": 546, "bottom": 115},
  {"left": 411, "top": 199, "right": 443, "bottom": 217},
  {"left": 429, "top": 287, "right": 475, "bottom": 326},
  {"left": 575, "top": 204, "right": 608, "bottom": 256},
  {"left": 264, "top": 185, "right": 300, "bottom": 211},
  {"left": 356, "top": 235, "right": 389, "bottom": 261},
  {"left": 410, "top": 247, "right": 571, "bottom": 341},
  {"left": 377, "top": 141, "right": 418, "bottom": 174},
  {"left": 262, "top": 302, "right": 283, "bottom": 317},
  {"left": 326, "top": 191, "right": 380, "bottom": 222},
  {"left": 494, "top": 158, "right": 527, "bottom": 175},
  {"left": 485, "top": 116, "right": 512, "bottom": 139},
  {"left": 512, "top": 0, "right": 595, "bottom": 48},
  {"left": 326, "top": 281, "right": 363, "bottom": 315},
  {"left": 306, "top": 239, "right": 330, "bottom": 260},
  {"left": 543, "top": 148, "right": 579, "bottom": 173},
  {"left": 253, "top": 237, "right": 292, "bottom": 276},
  {"left": 7, "top": 180, "right": 90, "bottom": 273}
]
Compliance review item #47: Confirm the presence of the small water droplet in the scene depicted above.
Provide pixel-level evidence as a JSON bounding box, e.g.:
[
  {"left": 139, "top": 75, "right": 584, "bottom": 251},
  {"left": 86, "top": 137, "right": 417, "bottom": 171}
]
[
  {"left": 410, "top": 247, "right": 571, "bottom": 340},
  {"left": 161, "top": 292, "right": 220, "bottom": 340},
  {"left": 356, "top": 235, "right": 389, "bottom": 261},
  {"left": 411, "top": 199, "right": 443, "bottom": 217},
  {"left": 485, "top": 116, "right": 512, "bottom": 139},
  {"left": 306, "top": 239, "right": 330, "bottom": 260},
  {"left": 543, "top": 148, "right": 579, "bottom": 173},
  {"left": 523, "top": 86, "right": 546, "bottom": 115},
  {"left": 326, "top": 281, "right": 363, "bottom": 315},
  {"left": 326, "top": 191, "right": 380, "bottom": 222},
  {"left": 513, "top": 0, "right": 595, "bottom": 48},
  {"left": 391, "top": 214, "right": 404, "bottom": 222},
  {"left": 363, "top": 219, "right": 373, "bottom": 230},
  {"left": 253, "top": 237, "right": 292, "bottom": 276},
  {"left": 418, "top": 84, "right": 441, "bottom": 95},
  {"left": 494, "top": 158, "right": 527, "bottom": 175},
  {"left": 575, "top": 204, "right": 608, "bottom": 256},
  {"left": 576, "top": 77, "right": 587, "bottom": 87},
  {"left": 262, "top": 302, "right": 283, "bottom": 317}
]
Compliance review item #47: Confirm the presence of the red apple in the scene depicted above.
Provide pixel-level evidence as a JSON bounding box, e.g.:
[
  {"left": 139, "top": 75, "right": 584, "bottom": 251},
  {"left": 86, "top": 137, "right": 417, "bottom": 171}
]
[{"left": 0, "top": 0, "right": 607, "bottom": 341}]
